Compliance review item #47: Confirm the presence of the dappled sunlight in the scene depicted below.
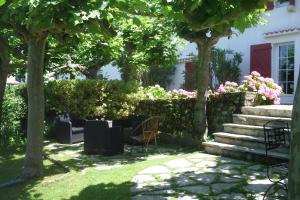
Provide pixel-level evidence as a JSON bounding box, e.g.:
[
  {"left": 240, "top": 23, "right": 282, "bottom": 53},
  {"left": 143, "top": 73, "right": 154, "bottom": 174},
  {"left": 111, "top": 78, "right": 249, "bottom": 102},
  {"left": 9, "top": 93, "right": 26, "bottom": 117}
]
[{"left": 131, "top": 153, "right": 287, "bottom": 200}]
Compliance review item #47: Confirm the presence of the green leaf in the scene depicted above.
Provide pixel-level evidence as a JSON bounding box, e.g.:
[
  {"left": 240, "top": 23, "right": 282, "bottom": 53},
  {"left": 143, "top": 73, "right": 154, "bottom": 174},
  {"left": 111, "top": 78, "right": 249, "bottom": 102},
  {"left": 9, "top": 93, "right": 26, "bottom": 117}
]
[
  {"left": 0, "top": 0, "right": 5, "bottom": 6},
  {"left": 190, "top": 0, "right": 202, "bottom": 11}
]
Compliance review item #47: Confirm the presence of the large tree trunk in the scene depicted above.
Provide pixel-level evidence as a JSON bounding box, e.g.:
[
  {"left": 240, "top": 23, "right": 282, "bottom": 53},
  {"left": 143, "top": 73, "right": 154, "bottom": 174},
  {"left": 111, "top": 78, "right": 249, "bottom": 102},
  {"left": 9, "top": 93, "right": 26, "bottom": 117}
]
[
  {"left": 0, "top": 66, "right": 8, "bottom": 124},
  {"left": 0, "top": 37, "right": 9, "bottom": 125},
  {"left": 22, "top": 37, "right": 46, "bottom": 179},
  {"left": 288, "top": 69, "right": 300, "bottom": 199},
  {"left": 193, "top": 42, "right": 212, "bottom": 140}
]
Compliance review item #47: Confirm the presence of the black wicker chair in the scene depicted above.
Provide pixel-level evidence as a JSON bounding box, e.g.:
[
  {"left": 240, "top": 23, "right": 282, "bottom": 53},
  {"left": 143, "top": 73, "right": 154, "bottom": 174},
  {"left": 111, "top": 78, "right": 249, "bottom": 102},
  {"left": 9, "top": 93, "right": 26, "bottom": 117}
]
[
  {"left": 84, "top": 120, "right": 123, "bottom": 156},
  {"left": 55, "top": 113, "right": 86, "bottom": 144},
  {"left": 263, "top": 120, "right": 290, "bottom": 199}
]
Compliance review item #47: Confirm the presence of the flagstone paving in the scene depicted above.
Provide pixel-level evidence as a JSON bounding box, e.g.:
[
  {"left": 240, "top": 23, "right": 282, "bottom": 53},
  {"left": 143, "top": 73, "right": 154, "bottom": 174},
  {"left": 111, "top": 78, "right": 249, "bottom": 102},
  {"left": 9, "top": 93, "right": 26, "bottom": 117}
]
[
  {"left": 131, "top": 153, "right": 287, "bottom": 200},
  {"left": 43, "top": 142, "right": 286, "bottom": 199}
]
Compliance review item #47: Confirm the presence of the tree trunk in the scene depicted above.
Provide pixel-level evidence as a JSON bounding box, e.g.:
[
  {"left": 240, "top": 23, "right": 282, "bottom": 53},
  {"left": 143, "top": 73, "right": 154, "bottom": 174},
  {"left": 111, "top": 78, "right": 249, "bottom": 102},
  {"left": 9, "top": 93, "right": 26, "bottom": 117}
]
[
  {"left": 85, "top": 67, "right": 100, "bottom": 79},
  {"left": 121, "top": 64, "right": 137, "bottom": 82},
  {"left": 22, "top": 37, "right": 46, "bottom": 179},
  {"left": 193, "top": 42, "right": 212, "bottom": 140},
  {"left": 288, "top": 69, "right": 300, "bottom": 199},
  {"left": 0, "top": 66, "right": 8, "bottom": 124},
  {"left": 0, "top": 36, "right": 9, "bottom": 125}
]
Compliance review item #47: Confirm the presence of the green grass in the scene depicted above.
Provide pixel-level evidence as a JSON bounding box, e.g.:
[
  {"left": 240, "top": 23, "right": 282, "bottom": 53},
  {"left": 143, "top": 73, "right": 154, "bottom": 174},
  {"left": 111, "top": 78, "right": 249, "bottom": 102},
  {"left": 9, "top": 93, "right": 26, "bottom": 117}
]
[{"left": 0, "top": 143, "right": 195, "bottom": 200}]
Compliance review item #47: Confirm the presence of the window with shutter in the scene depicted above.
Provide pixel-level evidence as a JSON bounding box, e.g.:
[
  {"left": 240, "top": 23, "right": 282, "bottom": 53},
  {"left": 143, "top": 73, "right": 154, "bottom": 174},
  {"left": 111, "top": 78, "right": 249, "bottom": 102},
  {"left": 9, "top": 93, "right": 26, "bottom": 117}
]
[
  {"left": 267, "top": 1, "right": 274, "bottom": 10},
  {"left": 185, "top": 62, "right": 197, "bottom": 91},
  {"left": 250, "top": 43, "right": 272, "bottom": 77}
]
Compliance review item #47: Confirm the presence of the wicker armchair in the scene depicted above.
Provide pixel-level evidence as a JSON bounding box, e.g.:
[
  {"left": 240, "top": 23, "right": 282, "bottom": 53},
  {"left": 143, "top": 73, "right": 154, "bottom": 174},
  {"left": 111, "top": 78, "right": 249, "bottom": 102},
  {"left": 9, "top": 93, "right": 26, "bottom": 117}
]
[
  {"left": 55, "top": 113, "right": 86, "bottom": 144},
  {"left": 84, "top": 120, "right": 123, "bottom": 156}
]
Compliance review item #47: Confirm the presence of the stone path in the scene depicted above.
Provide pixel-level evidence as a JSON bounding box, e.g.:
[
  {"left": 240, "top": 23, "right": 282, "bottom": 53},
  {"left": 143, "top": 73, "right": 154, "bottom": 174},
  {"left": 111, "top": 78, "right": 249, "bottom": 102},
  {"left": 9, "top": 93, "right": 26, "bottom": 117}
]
[{"left": 131, "top": 153, "right": 287, "bottom": 200}]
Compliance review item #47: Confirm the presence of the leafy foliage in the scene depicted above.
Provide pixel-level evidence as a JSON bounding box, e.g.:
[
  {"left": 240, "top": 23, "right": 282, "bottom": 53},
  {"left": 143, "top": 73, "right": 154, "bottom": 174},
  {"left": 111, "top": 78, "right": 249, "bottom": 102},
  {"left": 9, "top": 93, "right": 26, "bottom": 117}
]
[
  {"left": 0, "top": 0, "right": 5, "bottom": 6},
  {"left": 46, "top": 33, "right": 122, "bottom": 79},
  {"left": 115, "top": 17, "right": 179, "bottom": 81},
  {"left": 0, "top": 86, "right": 26, "bottom": 146},
  {"left": 142, "top": 65, "right": 176, "bottom": 88},
  {"left": 44, "top": 80, "right": 138, "bottom": 119},
  {"left": 210, "top": 48, "right": 242, "bottom": 90}
]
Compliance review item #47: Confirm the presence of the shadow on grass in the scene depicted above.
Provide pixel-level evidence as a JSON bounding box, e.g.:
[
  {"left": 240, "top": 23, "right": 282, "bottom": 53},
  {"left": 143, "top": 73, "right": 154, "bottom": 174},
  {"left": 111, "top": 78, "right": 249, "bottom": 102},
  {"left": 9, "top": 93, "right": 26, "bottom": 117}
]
[
  {"left": 0, "top": 141, "right": 199, "bottom": 199},
  {"left": 66, "top": 182, "right": 132, "bottom": 200},
  {"left": 42, "top": 141, "right": 199, "bottom": 173}
]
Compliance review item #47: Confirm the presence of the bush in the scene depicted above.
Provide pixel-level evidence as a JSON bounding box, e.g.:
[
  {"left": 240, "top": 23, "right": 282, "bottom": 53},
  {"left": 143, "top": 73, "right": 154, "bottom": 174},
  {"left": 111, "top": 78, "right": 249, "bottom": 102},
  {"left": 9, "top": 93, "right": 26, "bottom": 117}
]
[
  {"left": 134, "top": 98, "right": 196, "bottom": 138},
  {"left": 16, "top": 80, "right": 198, "bottom": 145},
  {"left": 214, "top": 71, "right": 282, "bottom": 105},
  {"left": 44, "top": 81, "right": 197, "bottom": 142},
  {"left": 0, "top": 86, "right": 26, "bottom": 146},
  {"left": 45, "top": 79, "right": 138, "bottom": 119},
  {"left": 210, "top": 48, "right": 242, "bottom": 90}
]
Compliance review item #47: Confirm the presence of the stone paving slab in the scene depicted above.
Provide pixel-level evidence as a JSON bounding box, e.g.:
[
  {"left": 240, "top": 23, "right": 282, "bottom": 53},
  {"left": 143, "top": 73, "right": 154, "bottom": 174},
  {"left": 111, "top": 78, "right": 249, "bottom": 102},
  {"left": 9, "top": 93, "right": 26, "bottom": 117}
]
[{"left": 131, "top": 152, "right": 287, "bottom": 200}]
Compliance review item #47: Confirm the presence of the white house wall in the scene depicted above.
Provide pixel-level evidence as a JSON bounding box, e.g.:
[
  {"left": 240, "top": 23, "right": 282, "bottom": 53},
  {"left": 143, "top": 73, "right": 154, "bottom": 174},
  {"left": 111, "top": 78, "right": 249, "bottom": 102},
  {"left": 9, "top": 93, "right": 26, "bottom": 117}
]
[
  {"left": 102, "top": 64, "right": 121, "bottom": 80},
  {"left": 216, "top": 2, "right": 300, "bottom": 78}
]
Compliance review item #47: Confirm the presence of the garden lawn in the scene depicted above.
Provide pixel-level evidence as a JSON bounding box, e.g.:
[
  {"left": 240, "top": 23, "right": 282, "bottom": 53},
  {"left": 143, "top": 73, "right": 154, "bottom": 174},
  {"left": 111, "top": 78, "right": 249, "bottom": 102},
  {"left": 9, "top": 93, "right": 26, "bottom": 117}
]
[{"left": 0, "top": 142, "right": 193, "bottom": 200}]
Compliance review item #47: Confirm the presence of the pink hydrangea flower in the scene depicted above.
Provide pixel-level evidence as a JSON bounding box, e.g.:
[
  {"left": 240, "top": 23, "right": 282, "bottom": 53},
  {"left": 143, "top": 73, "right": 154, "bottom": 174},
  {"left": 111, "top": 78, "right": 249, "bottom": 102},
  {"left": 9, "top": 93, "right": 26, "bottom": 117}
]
[{"left": 251, "top": 71, "right": 261, "bottom": 77}]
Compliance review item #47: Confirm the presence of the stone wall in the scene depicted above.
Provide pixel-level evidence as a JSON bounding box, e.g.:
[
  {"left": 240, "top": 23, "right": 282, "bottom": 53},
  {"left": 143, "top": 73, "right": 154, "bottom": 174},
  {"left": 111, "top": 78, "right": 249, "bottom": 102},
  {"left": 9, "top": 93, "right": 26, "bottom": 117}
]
[{"left": 206, "top": 92, "right": 257, "bottom": 135}]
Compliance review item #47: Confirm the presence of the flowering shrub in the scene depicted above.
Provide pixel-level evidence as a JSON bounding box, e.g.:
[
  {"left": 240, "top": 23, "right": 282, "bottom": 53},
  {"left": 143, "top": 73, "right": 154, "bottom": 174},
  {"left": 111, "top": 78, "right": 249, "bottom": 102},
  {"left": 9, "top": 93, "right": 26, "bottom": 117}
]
[
  {"left": 240, "top": 71, "right": 282, "bottom": 105},
  {"left": 131, "top": 85, "right": 197, "bottom": 100},
  {"left": 216, "top": 81, "right": 239, "bottom": 94},
  {"left": 171, "top": 89, "right": 197, "bottom": 98},
  {"left": 215, "top": 71, "right": 282, "bottom": 105},
  {"left": 132, "top": 85, "right": 172, "bottom": 100}
]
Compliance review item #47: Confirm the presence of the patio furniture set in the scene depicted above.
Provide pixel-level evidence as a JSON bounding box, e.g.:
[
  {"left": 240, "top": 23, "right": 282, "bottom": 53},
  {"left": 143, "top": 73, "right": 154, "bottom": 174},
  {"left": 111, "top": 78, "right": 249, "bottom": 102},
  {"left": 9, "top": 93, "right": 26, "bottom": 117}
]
[{"left": 54, "top": 113, "right": 160, "bottom": 156}]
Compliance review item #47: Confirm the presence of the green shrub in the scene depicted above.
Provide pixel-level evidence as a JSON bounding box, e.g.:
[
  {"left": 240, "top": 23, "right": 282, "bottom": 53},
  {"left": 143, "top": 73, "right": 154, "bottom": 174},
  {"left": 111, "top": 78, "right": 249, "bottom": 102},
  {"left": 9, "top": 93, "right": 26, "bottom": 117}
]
[
  {"left": 45, "top": 79, "right": 138, "bottom": 119},
  {"left": 15, "top": 80, "right": 197, "bottom": 144},
  {"left": 134, "top": 98, "right": 196, "bottom": 137},
  {"left": 0, "top": 86, "right": 26, "bottom": 146}
]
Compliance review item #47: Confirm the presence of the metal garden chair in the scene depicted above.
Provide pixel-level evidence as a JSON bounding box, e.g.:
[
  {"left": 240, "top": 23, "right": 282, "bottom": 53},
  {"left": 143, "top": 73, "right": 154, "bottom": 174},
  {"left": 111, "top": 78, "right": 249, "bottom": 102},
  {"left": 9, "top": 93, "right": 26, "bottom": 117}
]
[{"left": 263, "top": 120, "right": 290, "bottom": 200}]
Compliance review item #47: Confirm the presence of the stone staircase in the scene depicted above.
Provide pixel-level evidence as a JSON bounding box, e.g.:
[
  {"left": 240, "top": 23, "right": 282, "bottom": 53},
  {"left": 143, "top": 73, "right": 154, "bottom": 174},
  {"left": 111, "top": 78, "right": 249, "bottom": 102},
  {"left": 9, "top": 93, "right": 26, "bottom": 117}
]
[{"left": 203, "top": 105, "right": 293, "bottom": 162}]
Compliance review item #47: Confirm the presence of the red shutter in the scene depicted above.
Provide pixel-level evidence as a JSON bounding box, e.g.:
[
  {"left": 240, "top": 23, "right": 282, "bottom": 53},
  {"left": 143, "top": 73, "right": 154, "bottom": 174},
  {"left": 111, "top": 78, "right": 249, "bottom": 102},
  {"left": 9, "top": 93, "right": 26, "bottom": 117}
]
[
  {"left": 267, "top": 1, "right": 274, "bottom": 10},
  {"left": 185, "top": 62, "right": 197, "bottom": 90},
  {"left": 250, "top": 43, "right": 272, "bottom": 77}
]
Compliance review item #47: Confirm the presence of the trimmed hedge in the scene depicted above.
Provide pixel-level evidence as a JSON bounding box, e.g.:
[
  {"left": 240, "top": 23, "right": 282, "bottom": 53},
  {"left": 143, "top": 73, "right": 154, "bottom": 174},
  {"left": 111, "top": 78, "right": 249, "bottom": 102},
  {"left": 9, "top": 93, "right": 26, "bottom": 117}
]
[
  {"left": 43, "top": 80, "right": 197, "bottom": 140},
  {"left": 10, "top": 80, "right": 198, "bottom": 145},
  {"left": 44, "top": 80, "right": 138, "bottom": 119},
  {"left": 135, "top": 98, "right": 196, "bottom": 137}
]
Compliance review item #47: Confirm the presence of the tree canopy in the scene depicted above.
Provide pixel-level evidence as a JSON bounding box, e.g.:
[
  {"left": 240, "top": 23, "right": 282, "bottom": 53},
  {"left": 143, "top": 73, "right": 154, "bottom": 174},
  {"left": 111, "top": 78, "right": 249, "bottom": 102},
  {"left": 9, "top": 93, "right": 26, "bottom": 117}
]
[
  {"left": 154, "top": 0, "right": 268, "bottom": 139},
  {"left": 115, "top": 17, "right": 179, "bottom": 82}
]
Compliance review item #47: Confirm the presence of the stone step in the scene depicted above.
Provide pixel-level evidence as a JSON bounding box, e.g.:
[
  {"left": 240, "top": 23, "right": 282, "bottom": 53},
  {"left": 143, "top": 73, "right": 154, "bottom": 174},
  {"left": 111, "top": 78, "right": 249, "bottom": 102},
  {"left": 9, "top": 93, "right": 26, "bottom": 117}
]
[
  {"left": 242, "top": 105, "right": 292, "bottom": 118},
  {"left": 213, "top": 132, "right": 289, "bottom": 154},
  {"left": 203, "top": 141, "right": 289, "bottom": 163},
  {"left": 223, "top": 123, "right": 267, "bottom": 137},
  {"left": 232, "top": 114, "right": 291, "bottom": 127}
]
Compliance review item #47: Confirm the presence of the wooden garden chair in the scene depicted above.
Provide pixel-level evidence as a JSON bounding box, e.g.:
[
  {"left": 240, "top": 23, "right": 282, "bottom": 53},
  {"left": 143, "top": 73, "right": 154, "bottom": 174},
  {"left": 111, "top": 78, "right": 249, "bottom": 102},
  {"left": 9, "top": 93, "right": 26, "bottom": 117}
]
[{"left": 130, "top": 116, "right": 160, "bottom": 150}]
